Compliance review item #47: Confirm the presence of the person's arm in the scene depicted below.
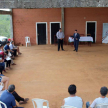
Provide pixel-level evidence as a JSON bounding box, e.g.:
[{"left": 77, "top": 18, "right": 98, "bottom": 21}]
[
  {"left": 62, "top": 32, "right": 65, "bottom": 39},
  {"left": 90, "top": 99, "right": 97, "bottom": 108},
  {"left": 12, "top": 97, "right": 17, "bottom": 108},
  {"left": 62, "top": 99, "right": 65, "bottom": 106}
]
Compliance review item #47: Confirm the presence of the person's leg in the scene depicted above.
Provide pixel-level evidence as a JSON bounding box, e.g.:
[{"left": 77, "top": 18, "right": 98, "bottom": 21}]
[
  {"left": 12, "top": 91, "right": 24, "bottom": 102},
  {"left": 58, "top": 39, "right": 60, "bottom": 51},
  {"left": 61, "top": 40, "right": 64, "bottom": 50},
  {"left": 8, "top": 60, "right": 11, "bottom": 68},
  {"left": 1, "top": 76, "right": 9, "bottom": 90},
  {"left": 86, "top": 102, "right": 90, "bottom": 108},
  {"left": 17, "top": 47, "right": 21, "bottom": 54},
  {"left": 12, "top": 91, "right": 29, "bottom": 104},
  {"left": 74, "top": 40, "right": 76, "bottom": 50},
  {"left": 76, "top": 41, "right": 79, "bottom": 52}
]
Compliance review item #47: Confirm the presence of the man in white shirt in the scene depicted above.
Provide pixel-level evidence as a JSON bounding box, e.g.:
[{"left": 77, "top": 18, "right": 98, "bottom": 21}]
[
  {"left": 63, "top": 84, "right": 83, "bottom": 108},
  {"left": 86, "top": 86, "right": 108, "bottom": 108},
  {"left": 9, "top": 41, "right": 17, "bottom": 56},
  {"left": 56, "top": 28, "right": 65, "bottom": 51},
  {"left": 9, "top": 40, "right": 22, "bottom": 55}
]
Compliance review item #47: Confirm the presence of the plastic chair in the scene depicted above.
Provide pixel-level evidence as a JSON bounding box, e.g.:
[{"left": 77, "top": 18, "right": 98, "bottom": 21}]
[
  {"left": 32, "top": 98, "right": 49, "bottom": 108},
  {"left": 61, "top": 105, "right": 77, "bottom": 108},
  {"left": 25, "top": 37, "right": 31, "bottom": 47},
  {"left": 95, "top": 104, "right": 108, "bottom": 108},
  {"left": 0, "top": 101, "right": 7, "bottom": 108}
]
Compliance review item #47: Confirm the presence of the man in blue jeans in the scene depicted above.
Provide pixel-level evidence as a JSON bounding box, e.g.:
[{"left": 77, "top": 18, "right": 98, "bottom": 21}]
[
  {"left": 86, "top": 86, "right": 108, "bottom": 108},
  {"left": 0, "top": 84, "right": 24, "bottom": 108}
]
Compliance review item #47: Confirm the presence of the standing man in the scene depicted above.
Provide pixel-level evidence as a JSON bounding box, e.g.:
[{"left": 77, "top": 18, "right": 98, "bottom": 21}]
[
  {"left": 72, "top": 30, "right": 80, "bottom": 52},
  {"left": 56, "top": 28, "right": 65, "bottom": 51}
]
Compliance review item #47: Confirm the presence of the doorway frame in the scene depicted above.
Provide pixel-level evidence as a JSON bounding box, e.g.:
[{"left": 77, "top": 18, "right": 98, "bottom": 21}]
[
  {"left": 50, "top": 22, "right": 61, "bottom": 44},
  {"left": 36, "top": 22, "right": 47, "bottom": 45},
  {"left": 86, "top": 21, "right": 97, "bottom": 43}
]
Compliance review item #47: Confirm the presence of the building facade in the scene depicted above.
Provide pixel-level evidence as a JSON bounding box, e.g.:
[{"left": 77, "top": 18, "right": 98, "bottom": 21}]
[{"left": 12, "top": 7, "right": 108, "bottom": 45}]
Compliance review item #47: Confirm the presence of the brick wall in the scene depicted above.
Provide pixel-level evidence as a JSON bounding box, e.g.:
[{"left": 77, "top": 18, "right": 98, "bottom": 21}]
[
  {"left": 64, "top": 7, "right": 108, "bottom": 43},
  {"left": 12, "top": 8, "right": 61, "bottom": 45},
  {"left": 13, "top": 8, "right": 108, "bottom": 45}
]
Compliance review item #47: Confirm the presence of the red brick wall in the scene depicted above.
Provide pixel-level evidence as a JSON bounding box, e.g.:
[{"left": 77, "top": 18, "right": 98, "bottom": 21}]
[
  {"left": 13, "top": 8, "right": 108, "bottom": 45},
  {"left": 64, "top": 8, "right": 108, "bottom": 43},
  {"left": 12, "top": 8, "right": 61, "bottom": 45}
]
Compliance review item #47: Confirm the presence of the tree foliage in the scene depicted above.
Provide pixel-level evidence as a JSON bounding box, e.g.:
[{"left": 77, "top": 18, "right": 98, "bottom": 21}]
[{"left": 0, "top": 15, "right": 11, "bottom": 38}]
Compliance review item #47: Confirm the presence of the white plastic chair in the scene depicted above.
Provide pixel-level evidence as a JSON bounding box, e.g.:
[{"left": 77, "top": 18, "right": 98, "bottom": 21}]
[
  {"left": 95, "top": 104, "right": 108, "bottom": 108},
  {"left": 32, "top": 98, "right": 49, "bottom": 108},
  {"left": 61, "top": 105, "right": 77, "bottom": 108},
  {"left": 25, "top": 36, "right": 31, "bottom": 47},
  {"left": 0, "top": 101, "right": 7, "bottom": 108}
]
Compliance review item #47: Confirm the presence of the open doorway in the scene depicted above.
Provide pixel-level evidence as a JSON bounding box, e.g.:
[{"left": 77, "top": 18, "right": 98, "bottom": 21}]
[
  {"left": 50, "top": 22, "right": 61, "bottom": 44},
  {"left": 86, "top": 21, "right": 97, "bottom": 43},
  {"left": 36, "top": 22, "right": 47, "bottom": 45}
]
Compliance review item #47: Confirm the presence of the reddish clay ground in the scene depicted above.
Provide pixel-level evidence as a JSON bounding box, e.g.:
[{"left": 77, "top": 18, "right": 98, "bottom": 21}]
[{"left": 4, "top": 44, "right": 108, "bottom": 108}]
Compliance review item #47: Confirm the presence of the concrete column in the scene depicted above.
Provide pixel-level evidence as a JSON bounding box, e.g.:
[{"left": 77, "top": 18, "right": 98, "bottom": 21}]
[
  {"left": 10, "top": 9, "right": 13, "bottom": 40},
  {"left": 61, "top": 8, "right": 64, "bottom": 33}
]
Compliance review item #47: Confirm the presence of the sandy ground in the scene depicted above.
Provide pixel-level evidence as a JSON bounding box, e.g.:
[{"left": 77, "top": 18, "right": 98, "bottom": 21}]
[{"left": 4, "top": 44, "right": 108, "bottom": 108}]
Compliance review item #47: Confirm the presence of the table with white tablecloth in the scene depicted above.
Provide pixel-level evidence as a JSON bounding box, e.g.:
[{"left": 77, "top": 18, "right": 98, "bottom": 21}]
[{"left": 68, "top": 36, "right": 93, "bottom": 42}]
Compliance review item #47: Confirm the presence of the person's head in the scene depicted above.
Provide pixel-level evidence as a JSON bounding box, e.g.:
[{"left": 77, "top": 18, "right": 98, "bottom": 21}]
[
  {"left": 100, "top": 86, "right": 108, "bottom": 97},
  {"left": 68, "top": 84, "right": 76, "bottom": 95},
  {"left": 11, "top": 41, "right": 14, "bottom": 45},
  {"left": 8, "top": 85, "right": 15, "bottom": 93},
  {"left": 7, "top": 41, "right": 10, "bottom": 45},
  {"left": 8, "top": 38, "right": 11, "bottom": 42},
  {"left": 59, "top": 28, "right": 62, "bottom": 32},
  {"left": 75, "top": 30, "right": 77, "bottom": 33}
]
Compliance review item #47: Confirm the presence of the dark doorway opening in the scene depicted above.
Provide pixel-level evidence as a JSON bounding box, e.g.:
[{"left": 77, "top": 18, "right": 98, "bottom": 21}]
[
  {"left": 37, "top": 23, "right": 46, "bottom": 45},
  {"left": 51, "top": 23, "right": 60, "bottom": 44},
  {"left": 87, "top": 22, "right": 96, "bottom": 43}
]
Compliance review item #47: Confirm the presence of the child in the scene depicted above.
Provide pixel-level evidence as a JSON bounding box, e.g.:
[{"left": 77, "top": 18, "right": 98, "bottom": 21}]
[{"left": 5, "top": 51, "right": 11, "bottom": 69}]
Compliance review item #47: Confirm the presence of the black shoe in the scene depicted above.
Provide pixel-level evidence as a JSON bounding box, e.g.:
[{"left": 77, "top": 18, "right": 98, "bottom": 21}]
[
  {"left": 76, "top": 50, "right": 78, "bottom": 52},
  {"left": 62, "top": 49, "right": 65, "bottom": 51},
  {"left": 73, "top": 49, "right": 76, "bottom": 51}
]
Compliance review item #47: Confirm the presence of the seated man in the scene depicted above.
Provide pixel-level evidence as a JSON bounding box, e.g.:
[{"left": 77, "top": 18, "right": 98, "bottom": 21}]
[
  {"left": 86, "top": 86, "right": 108, "bottom": 108},
  {"left": 8, "top": 39, "right": 22, "bottom": 55},
  {"left": 9, "top": 41, "right": 17, "bottom": 56},
  {"left": 63, "top": 84, "right": 83, "bottom": 108},
  {"left": 0, "top": 84, "right": 29, "bottom": 107}
]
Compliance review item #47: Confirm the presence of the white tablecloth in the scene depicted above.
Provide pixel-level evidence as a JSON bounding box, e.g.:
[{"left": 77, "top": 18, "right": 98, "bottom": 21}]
[{"left": 68, "top": 36, "right": 93, "bottom": 42}]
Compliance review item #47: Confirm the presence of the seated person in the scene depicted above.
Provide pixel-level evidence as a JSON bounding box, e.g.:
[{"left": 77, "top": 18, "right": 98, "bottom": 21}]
[
  {"left": 0, "top": 84, "right": 29, "bottom": 107},
  {"left": 5, "top": 50, "right": 12, "bottom": 70},
  {"left": 8, "top": 39, "right": 22, "bottom": 55},
  {"left": 9, "top": 41, "right": 17, "bottom": 56},
  {"left": 4, "top": 41, "right": 16, "bottom": 57},
  {"left": 63, "top": 84, "right": 83, "bottom": 108},
  {"left": 0, "top": 44, "right": 6, "bottom": 72},
  {"left": 0, "top": 74, "right": 9, "bottom": 90},
  {"left": 4, "top": 42, "right": 16, "bottom": 65},
  {"left": 86, "top": 86, "right": 108, "bottom": 108}
]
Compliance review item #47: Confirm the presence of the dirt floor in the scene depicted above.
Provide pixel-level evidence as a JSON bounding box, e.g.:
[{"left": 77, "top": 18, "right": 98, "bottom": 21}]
[{"left": 4, "top": 44, "right": 108, "bottom": 108}]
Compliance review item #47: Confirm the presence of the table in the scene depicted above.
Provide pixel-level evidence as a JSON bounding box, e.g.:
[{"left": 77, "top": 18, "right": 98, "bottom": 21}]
[
  {"left": 68, "top": 36, "right": 93, "bottom": 42},
  {"left": 68, "top": 36, "right": 93, "bottom": 46}
]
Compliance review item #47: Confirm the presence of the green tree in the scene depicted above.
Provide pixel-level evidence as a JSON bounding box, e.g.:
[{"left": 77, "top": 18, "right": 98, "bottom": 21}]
[{"left": 0, "top": 15, "right": 11, "bottom": 38}]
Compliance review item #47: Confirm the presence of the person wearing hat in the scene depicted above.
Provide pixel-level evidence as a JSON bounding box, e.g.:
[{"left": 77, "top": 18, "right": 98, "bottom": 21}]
[
  {"left": 63, "top": 84, "right": 83, "bottom": 108},
  {"left": 86, "top": 86, "right": 108, "bottom": 108},
  {"left": 0, "top": 84, "right": 29, "bottom": 108}
]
